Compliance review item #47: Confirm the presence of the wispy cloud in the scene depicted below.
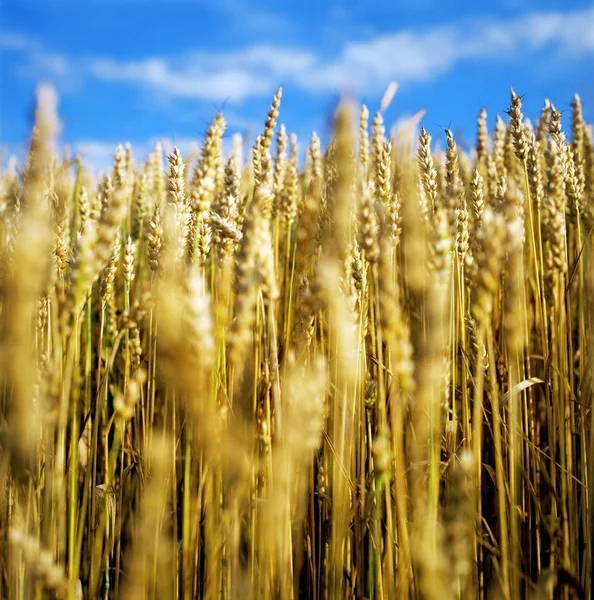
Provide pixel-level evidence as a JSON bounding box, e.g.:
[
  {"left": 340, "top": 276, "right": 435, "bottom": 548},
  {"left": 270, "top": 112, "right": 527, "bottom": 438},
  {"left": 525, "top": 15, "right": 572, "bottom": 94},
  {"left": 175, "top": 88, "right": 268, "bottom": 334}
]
[
  {"left": 0, "top": 32, "right": 34, "bottom": 51},
  {"left": 87, "top": 45, "right": 316, "bottom": 102},
  {"left": 0, "top": 32, "right": 72, "bottom": 79},
  {"left": 3, "top": 7, "right": 593, "bottom": 103},
  {"left": 206, "top": 0, "right": 293, "bottom": 33},
  {"left": 88, "top": 58, "right": 272, "bottom": 102},
  {"left": 1, "top": 31, "right": 313, "bottom": 103},
  {"left": 296, "top": 8, "right": 594, "bottom": 93}
]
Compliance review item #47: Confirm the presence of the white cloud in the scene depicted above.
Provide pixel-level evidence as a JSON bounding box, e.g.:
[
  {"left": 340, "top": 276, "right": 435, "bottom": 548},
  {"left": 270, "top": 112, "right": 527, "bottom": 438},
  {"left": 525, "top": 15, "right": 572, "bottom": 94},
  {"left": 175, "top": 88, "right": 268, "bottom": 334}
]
[
  {"left": 88, "top": 57, "right": 274, "bottom": 102},
  {"left": 0, "top": 32, "right": 34, "bottom": 51},
  {"left": 1, "top": 31, "right": 75, "bottom": 87},
  {"left": 297, "top": 29, "right": 459, "bottom": 92},
  {"left": 82, "top": 7, "right": 594, "bottom": 99},
  {"left": 86, "top": 45, "right": 316, "bottom": 102},
  {"left": 3, "top": 6, "right": 593, "bottom": 105},
  {"left": 196, "top": 45, "right": 317, "bottom": 74},
  {"left": 206, "top": 0, "right": 292, "bottom": 33},
  {"left": 519, "top": 10, "right": 594, "bottom": 52},
  {"left": 295, "top": 7, "right": 594, "bottom": 93},
  {"left": 26, "top": 52, "right": 72, "bottom": 80}
]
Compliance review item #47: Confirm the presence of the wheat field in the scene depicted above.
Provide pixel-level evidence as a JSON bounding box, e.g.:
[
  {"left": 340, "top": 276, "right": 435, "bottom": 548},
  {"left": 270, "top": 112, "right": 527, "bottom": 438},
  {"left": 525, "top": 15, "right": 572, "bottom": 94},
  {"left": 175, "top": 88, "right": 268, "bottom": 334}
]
[{"left": 0, "top": 84, "right": 592, "bottom": 599}]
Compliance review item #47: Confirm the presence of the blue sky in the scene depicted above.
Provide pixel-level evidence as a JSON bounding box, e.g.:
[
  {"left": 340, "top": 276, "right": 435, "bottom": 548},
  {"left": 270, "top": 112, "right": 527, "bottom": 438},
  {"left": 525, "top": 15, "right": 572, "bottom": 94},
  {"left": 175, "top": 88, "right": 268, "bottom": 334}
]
[{"left": 1, "top": 0, "right": 593, "bottom": 170}]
